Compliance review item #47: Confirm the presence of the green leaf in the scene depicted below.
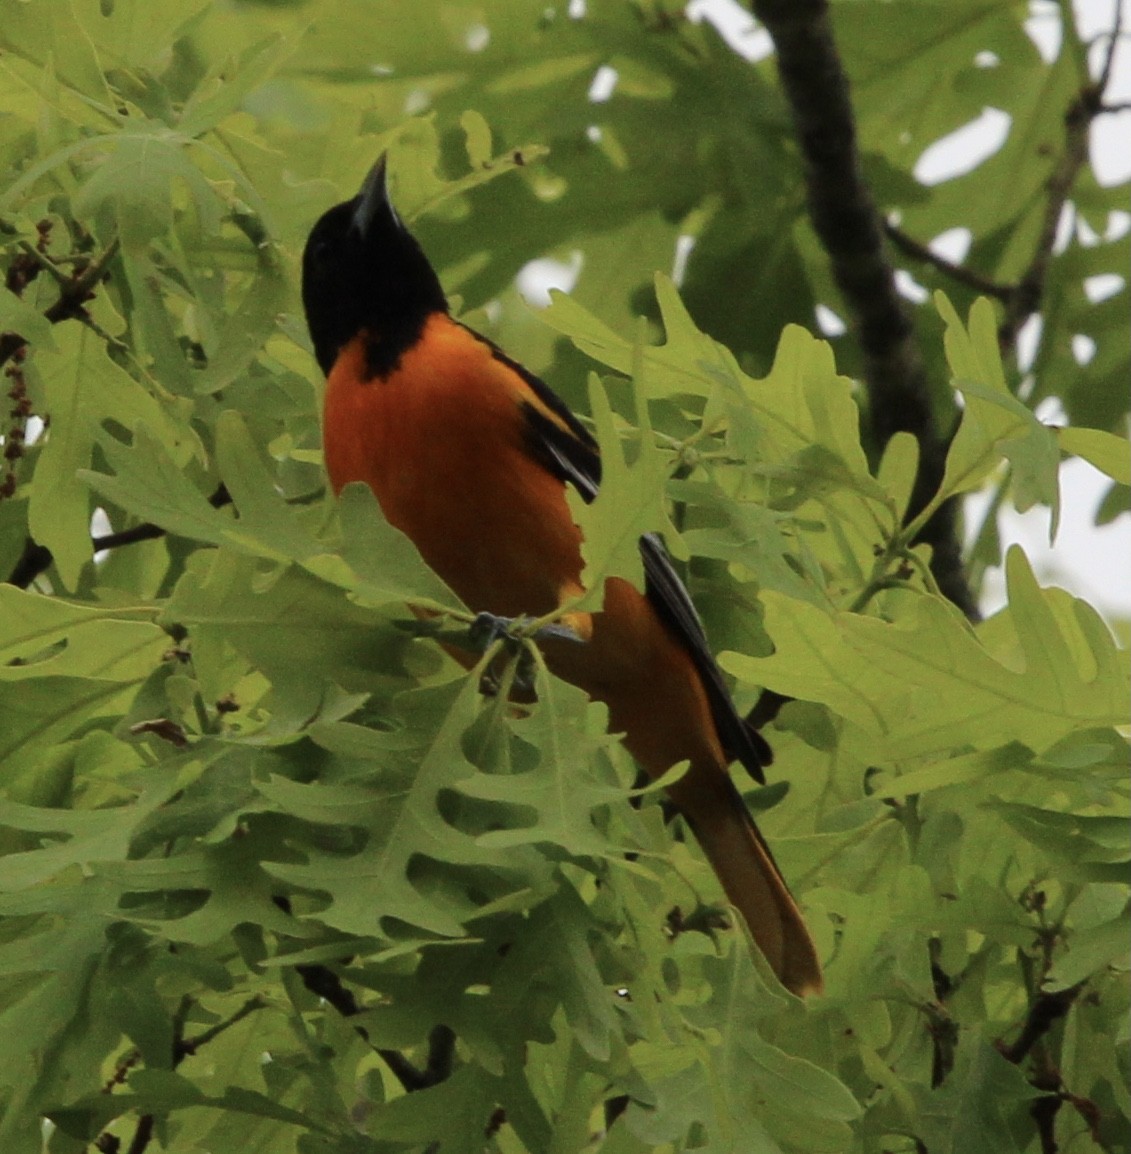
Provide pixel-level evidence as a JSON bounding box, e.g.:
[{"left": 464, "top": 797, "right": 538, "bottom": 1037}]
[
  {"left": 1058, "top": 426, "right": 1131, "bottom": 485},
  {"left": 932, "top": 294, "right": 1060, "bottom": 527},
  {"left": 262, "top": 677, "right": 524, "bottom": 939},
  {"left": 73, "top": 125, "right": 219, "bottom": 249},
  {"left": 723, "top": 548, "right": 1128, "bottom": 759},
  {"left": 81, "top": 425, "right": 229, "bottom": 546},
  {"left": 567, "top": 370, "right": 684, "bottom": 604},
  {"left": 30, "top": 322, "right": 190, "bottom": 587},
  {"left": 915, "top": 1028, "right": 1036, "bottom": 1153},
  {"left": 0, "top": 285, "right": 56, "bottom": 349},
  {"left": 1046, "top": 909, "right": 1131, "bottom": 988},
  {"left": 177, "top": 34, "right": 297, "bottom": 139},
  {"left": 0, "top": 585, "right": 165, "bottom": 681},
  {"left": 459, "top": 669, "right": 623, "bottom": 857}
]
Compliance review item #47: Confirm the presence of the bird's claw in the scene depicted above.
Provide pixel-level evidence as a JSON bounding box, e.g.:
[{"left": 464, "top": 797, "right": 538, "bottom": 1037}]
[
  {"left": 468, "top": 612, "right": 582, "bottom": 695},
  {"left": 468, "top": 611, "right": 582, "bottom": 649}
]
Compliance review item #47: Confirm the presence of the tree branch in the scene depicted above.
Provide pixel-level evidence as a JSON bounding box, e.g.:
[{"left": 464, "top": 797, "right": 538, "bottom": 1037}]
[
  {"left": 997, "top": 981, "right": 1084, "bottom": 1066},
  {"left": 95, "top": 994, "right": 267, "bottom": 1154},
  {"left": 293, "top": 960, "right": 454, "bottom": 1092},
  {"left": 748, "top": 0, "right": 977, "bottom": 618},
  {"left": 998, "top": 0, "right": 1123, "bottom": 351},
  {"left": 4, "top": 484, "right": 231, "bottom": 589},
  {"left": 0, "top": 236, "right": 120, "bottom": 369},
  {"left": 883, "top": 222, "right": 1014, "bottom": 301}
]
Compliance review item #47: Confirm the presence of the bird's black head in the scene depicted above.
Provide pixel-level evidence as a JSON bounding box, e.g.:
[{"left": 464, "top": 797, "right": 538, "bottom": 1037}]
[{"left": 301, "top": 155, "right": 448, "bottom": 377}]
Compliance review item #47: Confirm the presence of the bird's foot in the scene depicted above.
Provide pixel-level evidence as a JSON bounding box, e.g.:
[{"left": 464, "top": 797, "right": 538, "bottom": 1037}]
[
  {"left": 468, "top": 612, "right": 582, "bottom": 694},
  {"left": 468, "top": 611, "right": 582, "bottom": 649}
]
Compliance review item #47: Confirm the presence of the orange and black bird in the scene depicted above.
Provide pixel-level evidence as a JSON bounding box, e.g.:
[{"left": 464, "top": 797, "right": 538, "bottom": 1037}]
[{"left": 301, "top": 156, "right": 823, "bottom": 996}]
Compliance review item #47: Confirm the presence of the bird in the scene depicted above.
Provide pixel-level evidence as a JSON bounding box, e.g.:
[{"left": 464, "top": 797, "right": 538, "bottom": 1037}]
[{"left": 301, "top": 155, "right": 823, "bottom": 996}]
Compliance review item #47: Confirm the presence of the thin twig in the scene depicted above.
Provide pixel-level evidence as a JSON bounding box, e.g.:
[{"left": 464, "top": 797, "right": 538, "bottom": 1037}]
[
  {"left": 997, "top": 982, "right": 1085, "bottom": 1065},
  {"left": 175, "top": 996, "right": 267, "bottom": 1059},
  {"left": 0, "top": 236, "right": 121, "bottom": 369},
  {"left": 883, "top": 222, "right": 1014, "bottom": 301},
  {"left": 5, "top": 537, "right": 53, "bottom": 589},
  {"left": 5, "top": 483, "right": 232, "bottom": 589},
  {"left": 92, "top": 484, "right": 233, "bottom": 551},
  {"left": 124, "top": 1115, "right": 154, "bottom": 1154},
  {"left": 293, "top": 959, "right": 454, "bottom": 1093},
  {"left": 15, "top": 239, "right": 72, "bottom": 289},
  {"left": 998, "top": 0, "right": 1123, "bottom": 351},
  {"left": 1094, "top": 0, "right": 1123, "bottom": 93}
]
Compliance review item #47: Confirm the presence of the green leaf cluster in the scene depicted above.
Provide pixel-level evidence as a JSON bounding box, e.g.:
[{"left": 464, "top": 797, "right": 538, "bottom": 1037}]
[{"left": 0, "top": 2, "right": 1127, "bottom": 1153}]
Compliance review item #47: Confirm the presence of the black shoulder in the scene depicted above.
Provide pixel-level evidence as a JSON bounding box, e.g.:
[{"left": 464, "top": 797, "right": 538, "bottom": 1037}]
[{"left": 462, "top": 323, "right": 602, "bottom": 497}]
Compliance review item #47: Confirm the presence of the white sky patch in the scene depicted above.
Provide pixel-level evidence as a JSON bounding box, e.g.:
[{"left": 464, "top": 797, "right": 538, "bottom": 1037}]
[
  {"left": 1015, "top": 313, "right": 1044, "bottom": 374},
  {"left": 975, "top": 50, "right": 1000, "bottom": 68},
  {"left": 914, "top": 108, "right": 1012, "bottom": 184},
  {"left": 1106, "top": 210, "right": 1130, "bottom": 240},
  {"left": 403, "top": 89, "right": 430, "bottom": 116},
  {"left": 1053, "top": 202, "right": 1075, "bottom": 253},
  {"left": 588, "top": 65, "right": 618, "bottom": 103},
  {"left": 1084, "top": 273, "right": 1125, "bottom": 302},
  {"left": 1075, "top": 208, "right": 1099, "bottom": 245},
  {"left": 1034, "top": 394, "right": 1068, "bottom": 425},
  {"left": 1023, "top": 0, "right": 1062, "bottom": 64},
  {"left": 929, "top": 226, "right": 973, "bottom": 264},
  {"left": 814, "top": 304, "right": 847, "bottom": 336},
  {"left": 686, "top": 0, "right": 772, "bottom": 61},
  {"left": 1071, "top": 333, "right": 1097, "bottom": 364},
  {"left": 464, "top": 23, "right": 489, "bottom": 53},
  {"left": 517, "top": 252, "right": 583, "bottom": 307},
  {"left": 585, "top": 124, "right": 602, "bottom": 143},
  {"left": 894, "top": 268, "right": 929, "bottom": 303},
  {"left": 568, "top": 0, "right": 586, "bottom": 18},
  {"left": 966, "top": 457, "right": 1131, "bottom": 619},
  {"left": 91, "top": 507, "right": 112, "bottom": 564},
  {"left": 1091, "top": 108, "right": 1131, "bottom": 185},
  {"left": 671, "top": 234, "right": 696, "bottom": 286},
  {"left": 24, "top": 415, "right": 45, "bottom": 445}
]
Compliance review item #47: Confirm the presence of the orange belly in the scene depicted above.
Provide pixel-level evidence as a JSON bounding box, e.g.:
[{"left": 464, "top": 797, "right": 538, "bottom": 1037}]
[
  {"left": 323, "top": 318, "right": 727, "bottom": 780},
  {"left": 324, "top": 321, "right": 585, "bottom": 618}
]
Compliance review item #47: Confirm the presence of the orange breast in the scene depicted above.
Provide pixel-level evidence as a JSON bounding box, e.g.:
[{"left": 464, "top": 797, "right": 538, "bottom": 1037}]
[
  {"left": 323, "top": 316, "right": 585, "bottom": 618},
  {"left": 323, "top": 315, "right": 727, "bottom": 779}
]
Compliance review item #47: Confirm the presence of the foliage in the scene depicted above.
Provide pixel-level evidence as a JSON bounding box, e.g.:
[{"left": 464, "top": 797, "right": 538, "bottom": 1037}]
[{"left": 0, "top": 2, "right": 1128, "bottom": 1153}]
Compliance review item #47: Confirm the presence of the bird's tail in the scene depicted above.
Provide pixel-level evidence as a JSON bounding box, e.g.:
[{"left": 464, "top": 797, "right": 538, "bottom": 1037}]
[{"left": 672, "top": 772, "right": 824, "bottom": 997}]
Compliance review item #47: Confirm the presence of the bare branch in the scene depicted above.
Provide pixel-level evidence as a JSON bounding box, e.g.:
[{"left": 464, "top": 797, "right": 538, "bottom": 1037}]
[
  {"left": 884, "top": 222, "right": 1014, "bottom": 302},
  {"left": 293, "top": 959, "right": 454, "bottom": 1093},
  {"left": 175, "top": 997, "right": 267, "bottom": 1060},
  {"left": 748, "top": 0, "right": 977, "bottom": 617},
  {"left": 0, "top": 236, "right": 120, "bottom": 369},
  {"left": 998, "top": 0, "right": 1123, "bottom": 351},
  {"left": 997, "top": 982, "right": 1084, "bottom": 1065},
  {"left": 5, "top": 484, "right": 232, "bottom": 589},
  {"left": 1095, "top": 0, "right": 1124, "bottom": 93}
]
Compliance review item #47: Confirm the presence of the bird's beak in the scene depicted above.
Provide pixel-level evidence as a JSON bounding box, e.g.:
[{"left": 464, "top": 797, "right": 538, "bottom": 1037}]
[{"left": 351, "top": 153, "right": 403, "bottom": 239}]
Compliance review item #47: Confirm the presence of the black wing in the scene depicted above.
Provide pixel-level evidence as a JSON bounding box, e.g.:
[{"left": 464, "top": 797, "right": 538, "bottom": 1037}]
[{"left": 485, "top": 335, "right": 770, "bottom": 784}]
